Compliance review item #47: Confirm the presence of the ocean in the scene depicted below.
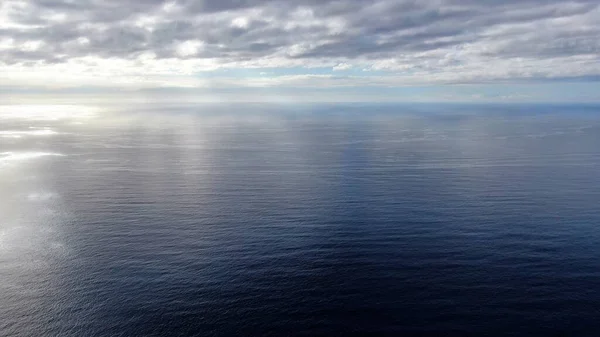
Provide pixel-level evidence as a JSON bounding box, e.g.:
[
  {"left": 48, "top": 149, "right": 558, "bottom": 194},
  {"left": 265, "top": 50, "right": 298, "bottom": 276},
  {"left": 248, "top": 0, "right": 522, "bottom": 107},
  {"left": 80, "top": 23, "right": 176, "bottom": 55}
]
[{"left": 1, "top": 103, "right": 600, "bottom": 336}]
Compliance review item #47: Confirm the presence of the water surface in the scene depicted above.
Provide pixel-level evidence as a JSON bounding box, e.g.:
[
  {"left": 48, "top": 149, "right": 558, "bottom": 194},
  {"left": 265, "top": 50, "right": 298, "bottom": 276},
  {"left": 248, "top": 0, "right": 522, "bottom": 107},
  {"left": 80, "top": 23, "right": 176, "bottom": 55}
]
[{"left": 1, "top": 103, "right": 600, "bottom": 336}]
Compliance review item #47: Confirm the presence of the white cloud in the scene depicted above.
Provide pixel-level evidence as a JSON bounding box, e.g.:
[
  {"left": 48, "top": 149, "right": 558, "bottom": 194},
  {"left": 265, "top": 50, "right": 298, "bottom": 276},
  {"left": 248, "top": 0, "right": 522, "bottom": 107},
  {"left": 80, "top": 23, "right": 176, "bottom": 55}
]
[
  {"left": 0, "top": 0, "right": 598, "bottom": 90},
  {"left": 333, "top": 63, "right": 352, "bottom": 71},
  {"left": 231, "top": 17, "right": 249, "bottom": 29},
  {"left": 175, "top": 40, "right": 204, "bottom": 57},
  {"left": 20, "top": 40, "right": 43, "bottom": 51}
]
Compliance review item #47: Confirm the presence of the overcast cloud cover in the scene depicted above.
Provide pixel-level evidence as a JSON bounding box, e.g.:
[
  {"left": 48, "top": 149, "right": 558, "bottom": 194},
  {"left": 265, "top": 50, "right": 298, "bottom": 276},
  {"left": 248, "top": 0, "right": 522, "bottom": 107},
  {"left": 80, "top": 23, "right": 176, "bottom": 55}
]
[{"left": 1, "top": 0, "right": 599, "bottom": 99}]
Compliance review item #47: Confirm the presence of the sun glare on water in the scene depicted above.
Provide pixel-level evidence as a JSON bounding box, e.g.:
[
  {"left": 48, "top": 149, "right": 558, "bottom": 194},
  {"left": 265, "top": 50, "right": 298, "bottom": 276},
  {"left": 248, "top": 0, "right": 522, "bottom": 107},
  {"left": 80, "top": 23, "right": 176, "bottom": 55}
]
[{"left": 0, "top": 105, "right": 99, "bottom": 121}]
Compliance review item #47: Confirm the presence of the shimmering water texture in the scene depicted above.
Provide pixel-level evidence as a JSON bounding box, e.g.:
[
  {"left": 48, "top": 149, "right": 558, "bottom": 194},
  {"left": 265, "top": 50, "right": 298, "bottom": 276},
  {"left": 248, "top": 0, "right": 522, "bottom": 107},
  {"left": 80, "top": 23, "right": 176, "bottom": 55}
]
[{"left": 1, "top": 103, "right": 600, "bottom": 336}]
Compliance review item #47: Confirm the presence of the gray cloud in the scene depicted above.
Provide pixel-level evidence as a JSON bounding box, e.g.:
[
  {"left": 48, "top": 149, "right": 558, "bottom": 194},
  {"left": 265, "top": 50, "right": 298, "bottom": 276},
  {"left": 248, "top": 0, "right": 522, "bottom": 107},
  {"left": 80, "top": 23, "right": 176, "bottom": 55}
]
[{"left": 0, "top": 0, "right": 599, "bottom": 84}]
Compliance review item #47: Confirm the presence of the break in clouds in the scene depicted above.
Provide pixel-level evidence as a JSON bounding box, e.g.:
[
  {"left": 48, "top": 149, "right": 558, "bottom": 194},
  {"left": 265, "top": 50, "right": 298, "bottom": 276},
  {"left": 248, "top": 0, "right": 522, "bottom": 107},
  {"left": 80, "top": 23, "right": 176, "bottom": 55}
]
[{"left": 1, "top": 0, "right": 599, "bottom": 89}]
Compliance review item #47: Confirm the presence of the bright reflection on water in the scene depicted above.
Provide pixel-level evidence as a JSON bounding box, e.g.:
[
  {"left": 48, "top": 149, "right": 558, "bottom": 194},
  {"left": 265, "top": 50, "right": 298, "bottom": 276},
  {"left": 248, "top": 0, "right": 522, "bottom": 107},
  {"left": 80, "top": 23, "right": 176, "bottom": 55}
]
[
  {"left": 1, "top": 103, "right": 600, "bottom": 336},
  {"left": 0, "top": 105, "right": 99, "bottom": 121}
]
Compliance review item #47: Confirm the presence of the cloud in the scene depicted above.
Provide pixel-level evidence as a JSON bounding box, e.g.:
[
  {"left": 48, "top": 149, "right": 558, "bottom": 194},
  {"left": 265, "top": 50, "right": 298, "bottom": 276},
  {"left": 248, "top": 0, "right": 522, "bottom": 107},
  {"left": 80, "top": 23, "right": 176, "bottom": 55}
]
[
  {"left": 0, "top": 0, "right": 599, "bottom": 89},
  {"left": 333, "top": 63, "right": 352, "bottom": 71}
]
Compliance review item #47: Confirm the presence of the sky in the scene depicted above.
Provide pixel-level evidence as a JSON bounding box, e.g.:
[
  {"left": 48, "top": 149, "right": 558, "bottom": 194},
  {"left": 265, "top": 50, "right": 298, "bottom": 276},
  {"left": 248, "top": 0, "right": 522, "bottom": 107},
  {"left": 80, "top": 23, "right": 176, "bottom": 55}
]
[{"left": 1, "top": 0, "right": 599, "bottom": 102}]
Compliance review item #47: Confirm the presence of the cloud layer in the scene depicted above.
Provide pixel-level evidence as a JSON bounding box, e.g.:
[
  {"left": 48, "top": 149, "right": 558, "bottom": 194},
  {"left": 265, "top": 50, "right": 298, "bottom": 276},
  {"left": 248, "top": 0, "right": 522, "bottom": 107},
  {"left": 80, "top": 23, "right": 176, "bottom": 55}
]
[{"left": 1, "top": 0, "right": 599, "bottom": 89}]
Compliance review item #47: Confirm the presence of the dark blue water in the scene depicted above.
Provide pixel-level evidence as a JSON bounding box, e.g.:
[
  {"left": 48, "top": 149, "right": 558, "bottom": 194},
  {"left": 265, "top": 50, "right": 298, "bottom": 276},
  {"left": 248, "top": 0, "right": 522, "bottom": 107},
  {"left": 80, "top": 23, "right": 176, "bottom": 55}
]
[{"left": 1, "top": 103, "right": 600, "bottom": 336}]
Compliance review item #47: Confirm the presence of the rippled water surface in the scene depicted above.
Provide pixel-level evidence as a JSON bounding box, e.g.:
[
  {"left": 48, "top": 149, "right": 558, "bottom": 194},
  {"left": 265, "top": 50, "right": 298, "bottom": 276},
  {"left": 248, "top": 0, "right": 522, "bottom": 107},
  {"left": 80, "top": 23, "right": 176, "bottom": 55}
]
[{"left": 1, "top": 103, "right": 600, "bottom": 336}]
